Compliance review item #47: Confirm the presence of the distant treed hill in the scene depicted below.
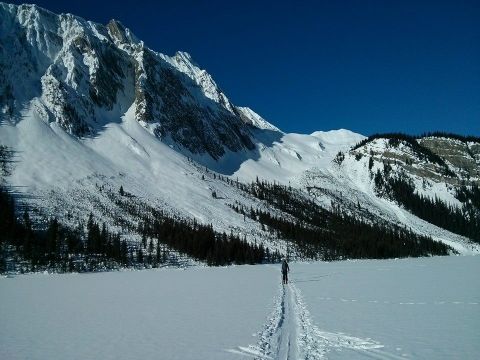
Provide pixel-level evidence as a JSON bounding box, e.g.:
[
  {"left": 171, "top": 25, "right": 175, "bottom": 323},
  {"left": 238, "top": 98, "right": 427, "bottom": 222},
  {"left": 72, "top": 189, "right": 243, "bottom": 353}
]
[
  {"left": 228, "top": 178, "right": 452, "bottom": 259},
  {"left": 373, "top": 167, "right": 480, "bottom": 243},
  {"left": 420, "top": 132, "right": 480, "bottom": 143}
]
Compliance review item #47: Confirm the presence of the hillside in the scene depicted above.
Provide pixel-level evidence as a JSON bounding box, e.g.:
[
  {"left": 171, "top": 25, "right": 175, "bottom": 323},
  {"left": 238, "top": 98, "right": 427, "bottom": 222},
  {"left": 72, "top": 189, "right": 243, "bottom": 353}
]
[{"left": 1, "top": 3, "right": 479, "bottom": 273}]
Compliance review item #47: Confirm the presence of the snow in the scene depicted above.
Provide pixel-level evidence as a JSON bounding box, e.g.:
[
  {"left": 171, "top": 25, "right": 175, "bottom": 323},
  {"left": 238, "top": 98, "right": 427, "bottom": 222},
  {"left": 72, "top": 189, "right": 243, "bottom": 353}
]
[
  {"left": 236, "top": 106, "right": 281, "bottom": 132},
  {"left": 1, "top": 1, "right": 479, "bottom": 256},
  {"left": 1, "top": 101, "right": 478, "bottom": 254},
  {"left": 311, "top": 129, "right": 364, "bottom": 146},
  {"left": 230, "top": 129, "right": 365, "bottom": 185},
  {"left": 2, "top": 256, "right": 478, "bottom": 359},
  {"left": 168, "top": 51, "right": 236, "bottom": 113},
  {"left": 0, "top": 265, "right": 278, "bottom": 360},
  {"left": 292, "top": 256, "right": 480, "bottom": 359},
  {"left": 0, "top": 102, "right": 290, "bottom": 253}
]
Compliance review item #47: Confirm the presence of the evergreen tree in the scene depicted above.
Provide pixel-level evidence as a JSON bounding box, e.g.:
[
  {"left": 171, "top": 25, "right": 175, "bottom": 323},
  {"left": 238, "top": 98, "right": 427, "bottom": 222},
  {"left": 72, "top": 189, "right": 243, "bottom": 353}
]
[{"left": 45, "top": 218, "right": 59, "bottom": 261}]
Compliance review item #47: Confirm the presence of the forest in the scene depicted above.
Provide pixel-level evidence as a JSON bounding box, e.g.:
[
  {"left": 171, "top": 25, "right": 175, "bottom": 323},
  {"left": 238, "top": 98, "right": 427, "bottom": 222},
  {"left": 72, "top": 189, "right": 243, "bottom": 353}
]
[
  {"left": 0, "top": 185, "right": 279, "bottom": 273},
  {"left": 374, "top": 168, "right": 480, "bottom": 243},
  {"left": 0, "top": 146, "right": 279, "bottom": 273},
  {"left": 229, "top": 179, "right": 452, "bottom": 260},
  {"left": 0, "top": 142, "right": 459, "bottom": 274}
]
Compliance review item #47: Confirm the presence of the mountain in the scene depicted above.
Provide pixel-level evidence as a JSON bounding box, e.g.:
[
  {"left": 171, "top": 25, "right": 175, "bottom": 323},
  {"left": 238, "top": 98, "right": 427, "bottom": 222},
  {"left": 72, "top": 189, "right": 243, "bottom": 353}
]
[
  {"left": 0, "top": 2, "right": 266, "bottom": 159},
  {"left": 1, "top": 3, "right": 479, "bottom": 272}
]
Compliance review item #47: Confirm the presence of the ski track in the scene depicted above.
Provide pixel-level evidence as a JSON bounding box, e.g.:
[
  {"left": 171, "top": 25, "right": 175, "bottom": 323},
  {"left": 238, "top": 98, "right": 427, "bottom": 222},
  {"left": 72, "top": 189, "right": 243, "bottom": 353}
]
[
  {"left": 233, "top": 275, "right": 415, "bottom": 360},
  {"left": 316, "top": 296, "right": 478, "bottom": 307}
]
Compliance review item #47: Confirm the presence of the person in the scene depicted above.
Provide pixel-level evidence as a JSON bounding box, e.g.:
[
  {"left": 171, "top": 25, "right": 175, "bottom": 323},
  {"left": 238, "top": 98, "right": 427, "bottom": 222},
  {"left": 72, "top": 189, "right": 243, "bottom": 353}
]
[{"left": 281, "top": 258, "right": 290, "bottom": 285}]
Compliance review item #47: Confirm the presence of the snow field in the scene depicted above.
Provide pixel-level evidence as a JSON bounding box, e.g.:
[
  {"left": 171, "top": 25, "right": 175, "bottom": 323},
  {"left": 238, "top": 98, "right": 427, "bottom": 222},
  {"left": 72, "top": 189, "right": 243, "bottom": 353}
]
[
  {"left": 231, "top": 256, "right": 480, "bottom": 359},
  {"left": 1, "top": 256, "right": 479, "bottom": 359},
  {"left": 0, "top": 265, "right": 278, "bottom": 360},
  {"left": 293, "top": 256, "right": 480, "bottom": 359}
]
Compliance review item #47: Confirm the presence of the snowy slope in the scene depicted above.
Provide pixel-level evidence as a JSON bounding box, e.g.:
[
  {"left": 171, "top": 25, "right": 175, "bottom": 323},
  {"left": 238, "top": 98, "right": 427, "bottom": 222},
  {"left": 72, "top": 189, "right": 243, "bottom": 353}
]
[
  {"left": 1, "top": 2, "right": 479, "bottom": 258},
  {"left": 2, "top": 102, "right": 477, "bottom": 256},
  {"left": 233, "top": 128, "right": 364, "bottom": 184},
  {"left": 0, "top": 102, "right": 289, "bottom": 255}
]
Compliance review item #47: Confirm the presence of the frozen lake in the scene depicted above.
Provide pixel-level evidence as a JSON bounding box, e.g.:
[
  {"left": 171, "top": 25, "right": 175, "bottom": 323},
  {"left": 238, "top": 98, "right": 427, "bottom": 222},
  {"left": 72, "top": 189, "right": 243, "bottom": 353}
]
[
  {"left": 1, "top": 256, "right": 479, "bottom": 359},
  {"left": 293, "top": 256, "right": 480, "bottom": 359}
]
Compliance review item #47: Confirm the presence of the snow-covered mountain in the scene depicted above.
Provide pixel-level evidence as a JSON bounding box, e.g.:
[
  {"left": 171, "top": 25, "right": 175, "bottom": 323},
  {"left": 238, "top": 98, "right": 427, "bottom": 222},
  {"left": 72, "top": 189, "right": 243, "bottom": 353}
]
[
  {"left": 1, "top": 2, "right": 479, "bottom": 264},
  {"left": 0, "top": 2, "right": 265, "bottom": 159}
]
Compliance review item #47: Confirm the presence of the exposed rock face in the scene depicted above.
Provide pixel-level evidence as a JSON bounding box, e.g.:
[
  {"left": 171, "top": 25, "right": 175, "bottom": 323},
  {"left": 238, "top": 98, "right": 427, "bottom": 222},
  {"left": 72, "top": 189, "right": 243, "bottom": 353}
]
[
  {"left": 350, "top": 135, "right": 480, "bottom": 185},
  {"left": 132, "top": 47, "right": 255, "bottom": 159},
  {"left": 0, "top": 2, "right": 263, "bottom": 158},
  {"left": 419, "top": 137, "right": 480, "bottom": 181}
]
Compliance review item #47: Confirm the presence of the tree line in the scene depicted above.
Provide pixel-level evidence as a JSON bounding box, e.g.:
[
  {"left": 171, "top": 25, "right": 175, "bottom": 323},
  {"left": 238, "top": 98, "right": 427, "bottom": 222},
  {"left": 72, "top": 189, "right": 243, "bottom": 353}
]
[
  {"left": 138, "top": 211, "right": 280, "bottom": 266},
  {"left": 230, "top": 179, "right": 451, "bottom": 260},
  {"left": 456, "top": 184, "right": 480, "bottom": 211},
  {"left": 420, "top": 132, "right": 480, "bottom": 144},
  {"left": 0, "top": 186, "right": 132, "bottom": 272},
  {"left": 1, "top": 186, "right": 279, "bottom": 273},
  {"left": 374, "top": 170, "right": 480, "bottom": 243}
]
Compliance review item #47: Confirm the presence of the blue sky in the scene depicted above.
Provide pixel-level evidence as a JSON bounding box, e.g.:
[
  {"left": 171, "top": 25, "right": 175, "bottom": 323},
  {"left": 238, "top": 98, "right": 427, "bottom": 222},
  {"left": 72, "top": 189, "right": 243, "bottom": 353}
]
[{"left": 9, "top": 0, "right": 480, "bottom": 136}]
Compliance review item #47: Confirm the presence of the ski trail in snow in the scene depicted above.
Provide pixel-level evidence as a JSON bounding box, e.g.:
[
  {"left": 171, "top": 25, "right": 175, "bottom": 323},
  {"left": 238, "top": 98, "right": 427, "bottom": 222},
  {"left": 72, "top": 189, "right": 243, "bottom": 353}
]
[
  {"left": 248, "top": 283, "right": 299, "bottom": 360},
  {"left": 291, "top": 283, "right": 384, "bottom": 359},
  {"left": 228, "top": 284, "right": 284, "bottom": 359},
  {"left": 234, "top": 278, "right": 387, "bottom": 359},
  {"left": 276, "top": 285, "right": 298, "bottom": 359}
]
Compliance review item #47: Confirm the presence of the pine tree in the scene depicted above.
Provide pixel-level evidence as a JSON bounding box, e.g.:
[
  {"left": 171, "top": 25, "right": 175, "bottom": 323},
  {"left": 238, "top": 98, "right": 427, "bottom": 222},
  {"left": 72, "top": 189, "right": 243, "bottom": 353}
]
[
  {"left": 46, "top": 218, "right": 59, "bottom": 261},
  {"left": 21, "top": 209, "right": 34, "bottom": 259}
]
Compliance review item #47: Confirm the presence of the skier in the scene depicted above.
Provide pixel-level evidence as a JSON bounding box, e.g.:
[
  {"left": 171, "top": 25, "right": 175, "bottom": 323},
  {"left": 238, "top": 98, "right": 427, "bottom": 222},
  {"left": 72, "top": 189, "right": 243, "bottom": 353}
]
[{"left": 281, "top": 258, "right": 290, "bottom": 285}]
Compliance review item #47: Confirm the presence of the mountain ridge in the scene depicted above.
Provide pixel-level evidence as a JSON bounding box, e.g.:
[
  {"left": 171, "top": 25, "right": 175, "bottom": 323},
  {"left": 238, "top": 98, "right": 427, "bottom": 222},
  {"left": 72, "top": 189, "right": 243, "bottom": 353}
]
[
  {"left": 0, "top": 2, "right": 281, "bottom": 159},
  {"left": 1, "top": 3, "right": 479, "bottom": 272}
]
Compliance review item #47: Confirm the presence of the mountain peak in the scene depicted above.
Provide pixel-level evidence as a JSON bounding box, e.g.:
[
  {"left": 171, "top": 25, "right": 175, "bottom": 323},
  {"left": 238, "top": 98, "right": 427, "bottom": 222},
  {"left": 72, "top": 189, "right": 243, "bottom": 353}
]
[
  {"left": 236, "top": 107, "right": 281, "bottom": 132},
  {"left": 107, "top": 18, "right": 138, "bottom": 45},
  {"left": 175, "top": 50, "right": 194, "bottom": 63},
  {"left": 170, "top": 50, "right": 236, "bottom": 114},
  {"left": 0, "top": 2, "right": 260, "bottom": 159}
]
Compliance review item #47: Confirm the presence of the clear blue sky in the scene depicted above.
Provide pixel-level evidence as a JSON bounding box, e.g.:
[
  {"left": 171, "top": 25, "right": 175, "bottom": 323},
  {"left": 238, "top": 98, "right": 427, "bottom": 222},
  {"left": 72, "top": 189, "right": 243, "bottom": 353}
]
[{"left": 9, "top": 0, "right": 480, "bottom": 136}]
